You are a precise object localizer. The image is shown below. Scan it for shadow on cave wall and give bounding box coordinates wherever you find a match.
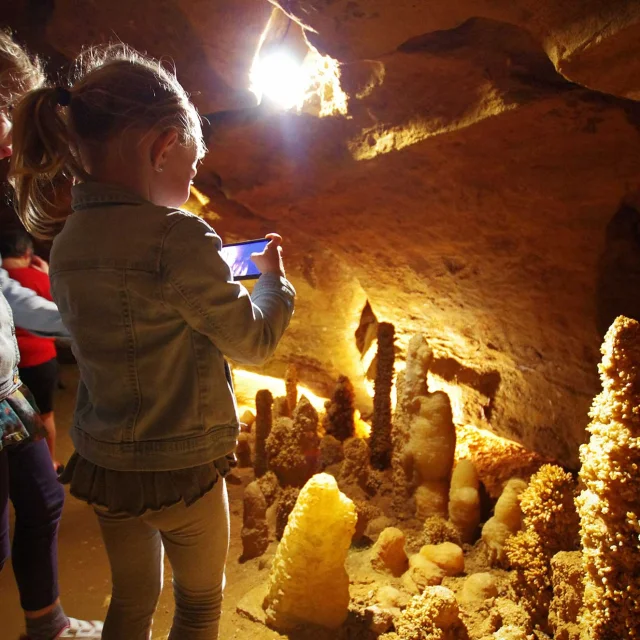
[596,204,640,336]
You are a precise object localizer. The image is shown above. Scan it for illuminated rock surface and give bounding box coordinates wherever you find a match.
[577,316,640,639]
[262,473,357,630]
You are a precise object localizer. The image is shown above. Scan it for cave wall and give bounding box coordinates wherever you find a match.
[3,0,640,468]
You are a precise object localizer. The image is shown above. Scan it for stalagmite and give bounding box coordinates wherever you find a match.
[241,481,269,560]
[254,389,274,478]
[285,363,299,416]
[520,464,579,556]
[266,396,319,487]
[391,334,433,513]
[402,393,456,519]
[263,473,357,630]
[576,316,640,639]
[449,458,481,543]
[322,374,356,442]
[394,586,467,640]
[370,322,395,470]
[481,477,528,565]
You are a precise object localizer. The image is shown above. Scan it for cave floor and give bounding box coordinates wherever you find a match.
[0,364,283,640]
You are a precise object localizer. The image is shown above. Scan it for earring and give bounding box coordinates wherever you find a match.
[155,165,164,173]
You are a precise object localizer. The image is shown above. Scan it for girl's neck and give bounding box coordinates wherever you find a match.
[2,256,31,269]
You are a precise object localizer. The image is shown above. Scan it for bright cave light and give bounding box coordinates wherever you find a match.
[250,50,307,110]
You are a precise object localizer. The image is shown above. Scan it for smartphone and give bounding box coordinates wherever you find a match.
[220,238,269,280]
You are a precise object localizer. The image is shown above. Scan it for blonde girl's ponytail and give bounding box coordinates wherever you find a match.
[9,85,85,239]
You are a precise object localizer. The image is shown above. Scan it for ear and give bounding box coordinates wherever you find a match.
[150,128,179,172]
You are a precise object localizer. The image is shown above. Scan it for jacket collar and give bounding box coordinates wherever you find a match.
[71,182,149,211]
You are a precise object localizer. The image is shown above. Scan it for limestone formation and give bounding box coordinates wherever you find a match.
[422,516,462,546]
[235,432,252,468]
[371,527,409,577]
[549,551,583,640]
[256,470,280,507]
[576,316,640,639]
[449,459,481,543]
[419,542,464,576]
[353,500,382,544]
[481,478,528,565]
[520,464,579,556]
[319,434,344,469]
[263,473,357,631]
[322,374,356,442]
[241,480,269,560]
[254,389,274,478]
[460,573,499,604]
[339,436,371,498]
[394,586,468,640]
[266,396,319,487]
[401,393,456,519]
[504,529,551,625]
[272,395,291,419]
[285,364,298,416]
[275,486,300,541]
[403,554,444,593]
[370,322,395,470]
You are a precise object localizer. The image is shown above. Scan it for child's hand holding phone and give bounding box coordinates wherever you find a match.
[221,233,286,280]
[251,233,285,278]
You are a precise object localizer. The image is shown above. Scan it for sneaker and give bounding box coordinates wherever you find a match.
[20,618,104,640]
[56,619,103,639]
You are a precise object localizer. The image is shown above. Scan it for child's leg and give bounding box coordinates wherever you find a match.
[147,478,229,640]
[95,508,163,640]
[8,438,65,612]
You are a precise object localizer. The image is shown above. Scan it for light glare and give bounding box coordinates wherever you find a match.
[250,52,306,110]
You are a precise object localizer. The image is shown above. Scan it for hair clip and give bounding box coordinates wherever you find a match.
[55,87,72,107]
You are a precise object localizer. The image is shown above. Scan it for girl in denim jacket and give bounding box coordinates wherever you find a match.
[10,44,295,640]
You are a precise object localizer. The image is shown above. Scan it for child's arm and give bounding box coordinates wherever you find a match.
[161,215,295,365]
[0,262,69,338]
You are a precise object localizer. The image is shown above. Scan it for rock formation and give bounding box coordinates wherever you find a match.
[241,480,269,560]
[370,322,395,469]
[266,396,319,487]
[448,458,481,544]
[401,393,456,519]
[576,316,640,639]
[481,478,528,565]
[285,363,298,415]
[263,473,357,630]
[322,374,356,442]
[254,389,273,478]
[392,334,433,512]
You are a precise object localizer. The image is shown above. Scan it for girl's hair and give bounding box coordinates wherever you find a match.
[0,30,45,112]
[9,44,205,239]
[0,226,33,259]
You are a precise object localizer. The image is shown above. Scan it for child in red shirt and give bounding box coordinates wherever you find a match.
[0,228,59,470]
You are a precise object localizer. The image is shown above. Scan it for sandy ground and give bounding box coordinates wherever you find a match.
[0,364,284,640]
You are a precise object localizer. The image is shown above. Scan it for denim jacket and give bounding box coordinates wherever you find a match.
[50,183,295,471]
[0,289,20,401]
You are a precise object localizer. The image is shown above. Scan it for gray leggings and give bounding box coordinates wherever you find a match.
[95,478,229,640]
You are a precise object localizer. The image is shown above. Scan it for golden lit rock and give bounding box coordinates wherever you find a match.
[577,316,640,639]
[263,473,357,630]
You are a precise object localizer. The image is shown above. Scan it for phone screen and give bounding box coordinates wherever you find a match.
[220,238,269,280]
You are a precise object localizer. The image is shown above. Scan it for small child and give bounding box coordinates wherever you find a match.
[0,228,60,471]
[10,43,295,640]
